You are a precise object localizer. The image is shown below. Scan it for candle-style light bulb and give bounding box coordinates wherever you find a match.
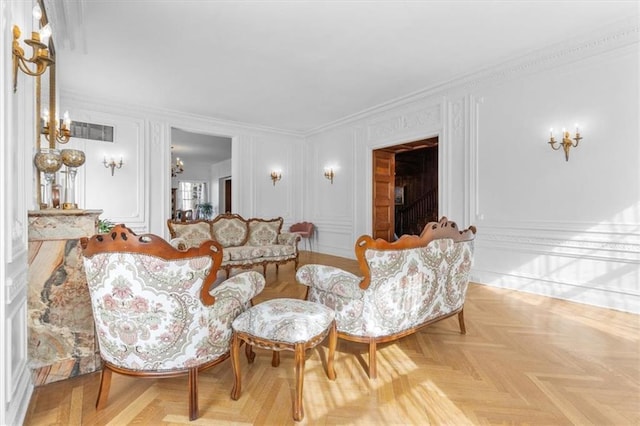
[42,107,49,123]
[575,123,580,134]
[32,4,42,20]
[39,23,52,44]
[62,111,71,129]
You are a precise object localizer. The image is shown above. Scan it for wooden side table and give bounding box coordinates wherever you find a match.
[230,298,337,421]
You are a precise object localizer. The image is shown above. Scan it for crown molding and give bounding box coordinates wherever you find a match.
[60,89,306,138]
[306,17,639,136]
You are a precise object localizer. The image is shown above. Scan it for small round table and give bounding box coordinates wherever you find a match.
[230,298,337,421]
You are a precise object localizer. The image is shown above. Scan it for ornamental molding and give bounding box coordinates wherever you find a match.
[450,99,464,139]
[10,218,26,263]
[460,24,639,91]
[310,19,639,136]
[366,104,440,143]
[479,232,640,256]
[6,270,27,305]
[149,121,163,148]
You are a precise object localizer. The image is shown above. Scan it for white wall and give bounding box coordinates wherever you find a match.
[1,2,36,424]
[58,94,306,240]
[472,45,639,313]
[305,21,639,313]
[63,109,147,231]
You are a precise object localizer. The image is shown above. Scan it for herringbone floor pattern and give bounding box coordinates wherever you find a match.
[24,251,640,425]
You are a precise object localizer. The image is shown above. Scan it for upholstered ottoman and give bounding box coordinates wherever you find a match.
[230,298,337,421]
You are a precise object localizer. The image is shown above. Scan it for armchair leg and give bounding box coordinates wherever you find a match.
[327,321,337,380]
[458,309,466,335]
[276,264,279,275]
[96,365,112,410]
[231,333,242,400]
[368,339,377,379]
[293,343,306,421]
[262,264,267,276]
[245,340,255,363]
[188,367,198,420]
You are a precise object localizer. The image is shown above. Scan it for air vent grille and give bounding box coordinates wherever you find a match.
[70,121,114,142]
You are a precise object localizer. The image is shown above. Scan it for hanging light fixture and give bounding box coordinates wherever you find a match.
[171,157,184,177]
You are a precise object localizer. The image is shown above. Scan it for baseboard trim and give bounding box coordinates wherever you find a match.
[472,270,639,314]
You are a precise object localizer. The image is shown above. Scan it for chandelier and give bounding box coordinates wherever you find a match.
[171,157,184,177]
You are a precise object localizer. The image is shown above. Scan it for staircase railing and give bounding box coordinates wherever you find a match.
[395,189,438,236]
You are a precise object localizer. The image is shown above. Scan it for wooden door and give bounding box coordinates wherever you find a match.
[224,179,232,213]
[372,150,395,241]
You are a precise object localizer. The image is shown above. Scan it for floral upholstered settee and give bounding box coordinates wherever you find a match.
[296,217,476,379]
[167,214,300,277]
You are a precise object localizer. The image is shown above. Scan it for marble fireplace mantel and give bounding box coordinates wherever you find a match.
[27,209,103,386]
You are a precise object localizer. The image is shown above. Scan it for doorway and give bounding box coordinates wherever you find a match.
[372,137,438,241]
[223,178,232,214]
[170,128,232,219]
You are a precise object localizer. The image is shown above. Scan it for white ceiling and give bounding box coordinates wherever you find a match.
[170,128,231,166]
[54,0,638,137]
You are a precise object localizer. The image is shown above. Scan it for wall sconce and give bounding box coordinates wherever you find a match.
[270,170,282,186]
[548,125,582,161]
[324,167,335,184]
[12,4,54,92]
[103,157,123,176]
[171,157,184,177]
[41,108,71,144]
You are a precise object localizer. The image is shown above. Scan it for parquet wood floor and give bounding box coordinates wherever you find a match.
[24,251,640,425]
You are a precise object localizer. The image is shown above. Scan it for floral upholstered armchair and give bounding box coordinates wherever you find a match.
[296,217,476,379]
[81,224,265,420]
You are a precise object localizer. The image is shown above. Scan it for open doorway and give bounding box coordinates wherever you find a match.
[221,177,232,214]
[170,128,232,220]
[372,137,438,241]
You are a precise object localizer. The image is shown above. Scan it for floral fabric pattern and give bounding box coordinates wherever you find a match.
[212,217,248,247]
[259,244,295,258]
[223,246,265,261]
[82,252,264,371]
[233,298,334,344]
[167,215,299,275]
[247,219,283,246]
[278,232,300,246]
[170,222,212,249]
[297,239,474,338]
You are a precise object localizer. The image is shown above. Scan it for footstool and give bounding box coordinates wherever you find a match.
[230,298,337,421]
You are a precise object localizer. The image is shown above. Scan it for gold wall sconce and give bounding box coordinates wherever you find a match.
[104,157,123,176]
[12,4,54,92]
[548,125,582,161]
[324,167,335,184]
[270,170,282,186]
[41,108,71,144]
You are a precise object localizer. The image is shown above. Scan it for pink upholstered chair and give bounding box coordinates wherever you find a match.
[289,222,314,251]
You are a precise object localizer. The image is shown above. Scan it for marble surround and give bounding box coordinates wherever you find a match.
[27,210,102,386]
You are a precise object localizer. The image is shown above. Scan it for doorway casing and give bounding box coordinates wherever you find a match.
[369,135,443,241]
